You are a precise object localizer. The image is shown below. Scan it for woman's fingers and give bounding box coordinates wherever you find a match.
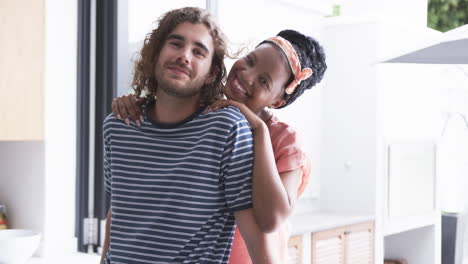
[116,98,131,125]
[109,95,143,126]
[122,95,141,124]
[131,96,144,123]
[112,98,122,120]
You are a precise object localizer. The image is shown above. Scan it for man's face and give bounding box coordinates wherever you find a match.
[154,22,215,98]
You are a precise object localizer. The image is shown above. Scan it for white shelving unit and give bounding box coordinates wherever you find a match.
[320,16,443,264]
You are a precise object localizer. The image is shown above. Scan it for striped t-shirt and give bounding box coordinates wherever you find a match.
[102,106,254,264]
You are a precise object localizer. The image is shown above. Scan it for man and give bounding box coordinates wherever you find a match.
[100,7,277,264]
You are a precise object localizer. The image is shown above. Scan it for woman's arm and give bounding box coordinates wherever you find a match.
[234,208,280,263]
[252,123,302,232]
[208,99,302,233]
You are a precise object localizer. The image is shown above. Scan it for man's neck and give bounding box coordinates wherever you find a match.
[150,91,201,124]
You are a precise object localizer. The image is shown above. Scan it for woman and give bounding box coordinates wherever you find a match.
[112,29,327,263]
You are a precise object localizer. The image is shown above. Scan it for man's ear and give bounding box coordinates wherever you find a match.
[270,99,286,109]
[205,67,219,84]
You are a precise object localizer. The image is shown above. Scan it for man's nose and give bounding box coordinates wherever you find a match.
[176,48,192,65]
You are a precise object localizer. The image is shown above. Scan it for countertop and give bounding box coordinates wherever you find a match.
[290,211,374,236]
[27,211,374,263]
[27,253,100,264]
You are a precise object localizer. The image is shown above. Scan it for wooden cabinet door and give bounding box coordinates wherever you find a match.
[312,227,345,264]
[288,235,303,264]
[344,222,374,264]
[0,0,45,140]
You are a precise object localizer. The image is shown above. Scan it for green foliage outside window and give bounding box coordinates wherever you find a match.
[428,0,468,32]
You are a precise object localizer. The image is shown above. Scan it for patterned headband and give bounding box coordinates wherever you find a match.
[264,36,313,95]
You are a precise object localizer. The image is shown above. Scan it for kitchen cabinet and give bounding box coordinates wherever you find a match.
[0,0,45,140]
[313,222,373,264]
[287,221,374,264]
[288,235,304,264]
[311,225,344,263]
[343,222,374,263]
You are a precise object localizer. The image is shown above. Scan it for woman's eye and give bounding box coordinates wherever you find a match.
[245,55,254,66]
[259,77,268,86]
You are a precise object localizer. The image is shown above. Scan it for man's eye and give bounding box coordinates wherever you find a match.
[259,77,268,86]
[194,49,206,58]
[170,42,181,48]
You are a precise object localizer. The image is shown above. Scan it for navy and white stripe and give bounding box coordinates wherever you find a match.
[103,106,254,264]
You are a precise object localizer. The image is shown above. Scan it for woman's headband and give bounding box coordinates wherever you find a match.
[263,36,313,95]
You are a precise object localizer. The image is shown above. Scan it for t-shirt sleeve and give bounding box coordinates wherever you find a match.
[273,128,304,174]
[103,117,113,198]
[221,118,254,212]
[272,124,311,198]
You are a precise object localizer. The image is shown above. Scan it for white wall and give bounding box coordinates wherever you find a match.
[0,142,45,233]
[340,0,428,28]
[438,114,468,213]
[437,65,468,213]
[320,20,380,214]
[42,0,78,256]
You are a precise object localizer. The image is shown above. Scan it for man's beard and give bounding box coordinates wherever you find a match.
[158,78,201,97]
[155,63,205,98]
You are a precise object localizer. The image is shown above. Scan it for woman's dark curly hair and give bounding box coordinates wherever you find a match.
[132,7,227,106]
[260,29,327,109]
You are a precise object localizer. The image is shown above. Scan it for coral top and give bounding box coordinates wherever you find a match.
[228,115,311,264]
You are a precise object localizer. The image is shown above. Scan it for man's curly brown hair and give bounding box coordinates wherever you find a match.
[132,7,227,107]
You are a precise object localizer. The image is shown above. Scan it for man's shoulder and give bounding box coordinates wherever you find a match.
[202,106,249,124]
[102,113,125,134]
[103,113,120,126]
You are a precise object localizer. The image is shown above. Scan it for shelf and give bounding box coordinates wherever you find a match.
[384,212,440,236]
[384,225,439,264]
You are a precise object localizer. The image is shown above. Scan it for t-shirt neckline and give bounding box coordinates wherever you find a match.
[143,102,207,129]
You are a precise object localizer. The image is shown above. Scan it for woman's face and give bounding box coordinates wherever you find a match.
[224,44,291,114]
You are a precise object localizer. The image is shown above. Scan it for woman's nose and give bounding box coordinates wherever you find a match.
[239,70,254,87]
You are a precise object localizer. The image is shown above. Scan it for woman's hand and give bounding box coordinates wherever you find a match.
[111,94,145,126]
[205,99,265,130]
